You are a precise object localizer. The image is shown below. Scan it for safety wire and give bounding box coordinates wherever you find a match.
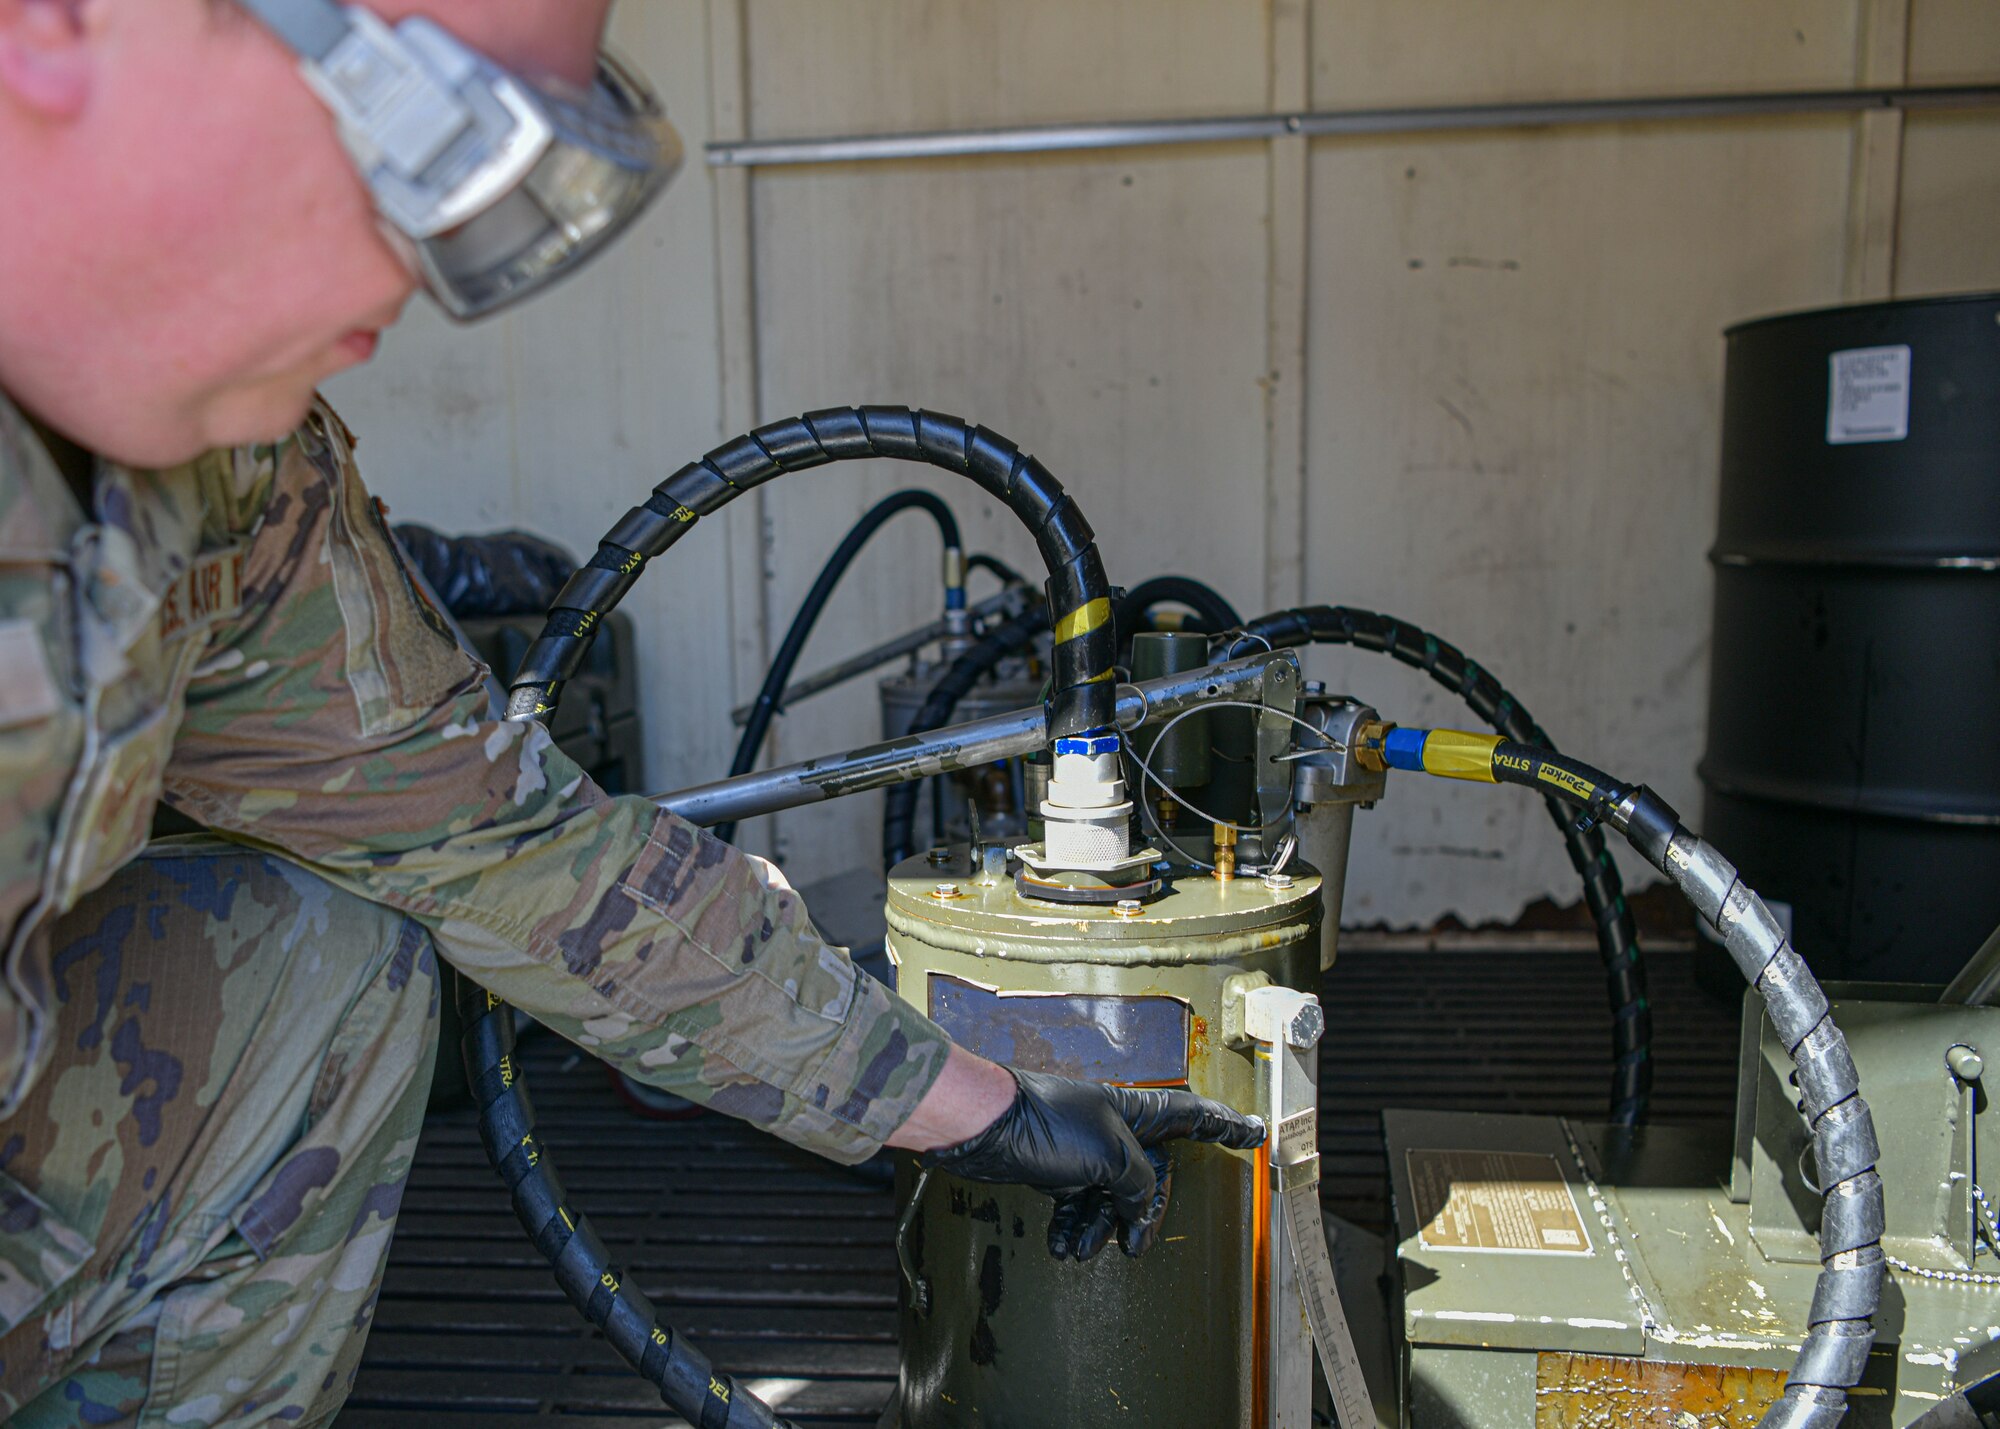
[1124,696,1337,873]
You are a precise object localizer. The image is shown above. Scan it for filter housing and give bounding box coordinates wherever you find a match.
[884,849,1323,1428]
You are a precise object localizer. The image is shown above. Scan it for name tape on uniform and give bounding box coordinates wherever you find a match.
[159,544,248,643]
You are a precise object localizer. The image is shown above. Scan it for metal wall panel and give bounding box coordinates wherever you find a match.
[745,0,1271,131]
[745,144,1277,887]
[325,0,2000,930]
[1895,114,2000,293]
[1310,0,1859,107]
[739,1,1277,888]
[1910,0,2000,82]
[1301,118,1857,925]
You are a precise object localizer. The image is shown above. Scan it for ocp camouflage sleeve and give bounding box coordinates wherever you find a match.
[163,407,953,1164]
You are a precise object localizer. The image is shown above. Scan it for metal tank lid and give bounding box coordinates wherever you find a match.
[1713,284,2000,566]
[885,846,1321,966]
[1724,288,2000,337]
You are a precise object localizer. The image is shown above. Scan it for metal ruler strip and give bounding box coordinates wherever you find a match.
[1276,1110,1375,1429]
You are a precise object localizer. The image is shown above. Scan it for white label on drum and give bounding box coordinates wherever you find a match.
[1827,344,1911,445]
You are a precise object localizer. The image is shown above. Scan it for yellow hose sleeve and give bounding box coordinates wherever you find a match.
[1420,729,1503,782]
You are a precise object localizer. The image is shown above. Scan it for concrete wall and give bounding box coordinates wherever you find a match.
[326,0,2000,928]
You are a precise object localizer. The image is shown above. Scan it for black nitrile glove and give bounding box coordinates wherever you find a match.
[921,1069,1266,1262]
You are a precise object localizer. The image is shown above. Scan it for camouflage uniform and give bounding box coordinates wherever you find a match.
[0,394,954,1424]
[4,841,440,1427]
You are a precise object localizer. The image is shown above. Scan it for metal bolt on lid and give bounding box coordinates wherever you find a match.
[927,847,953,866]
[932,882,963,900]
[1262,872,1295,891]
[1112,899,1144,918]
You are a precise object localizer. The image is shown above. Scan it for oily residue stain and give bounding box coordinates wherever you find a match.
[969,1244,1004,1366]
[947,1186,1002,1226]
[1533,1351,1786,1427]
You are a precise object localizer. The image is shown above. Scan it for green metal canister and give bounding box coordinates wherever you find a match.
[885,851,1322,1427]
[1129,632,1213,792]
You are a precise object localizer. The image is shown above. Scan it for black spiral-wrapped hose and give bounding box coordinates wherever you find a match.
[455,976,799,1428]
[506,407,1118,741]
[717,489,962,845]
[882,604,1052,869]
[1112,575,1243,640]
[1238,604,1653,1126]
[474,411,1119,1425]
[1479,749,1883,1429]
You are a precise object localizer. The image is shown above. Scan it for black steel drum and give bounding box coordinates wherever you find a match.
[1701,293,2000,983]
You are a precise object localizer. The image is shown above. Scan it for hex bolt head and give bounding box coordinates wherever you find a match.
[1262,872,1295,892]
[1288,1002,1326,1048]
[932,882,963,900]
[927,847,953,867]
[1113,899,1144,918]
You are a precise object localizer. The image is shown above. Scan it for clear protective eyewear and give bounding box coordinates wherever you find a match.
[233,0,683,320]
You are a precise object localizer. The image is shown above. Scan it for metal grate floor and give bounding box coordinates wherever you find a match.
[343,945,1742,1426]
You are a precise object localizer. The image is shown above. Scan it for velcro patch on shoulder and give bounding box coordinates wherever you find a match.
[322,443,478,738]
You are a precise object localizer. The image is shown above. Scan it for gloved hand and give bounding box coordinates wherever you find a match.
[920,1068,1265,1262]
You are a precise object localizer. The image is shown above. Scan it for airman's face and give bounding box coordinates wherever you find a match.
[0,0,615,466]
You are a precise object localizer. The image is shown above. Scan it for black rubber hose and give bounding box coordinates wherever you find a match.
[1237,604,1653,1126]
[455,975,800,1428]
[1112,575,1243,641]
[882,604,1051,869]
[1483,755,1883,1429]
[716,489,962,844]
[506,407,1119,742]
[967,552,1027,588]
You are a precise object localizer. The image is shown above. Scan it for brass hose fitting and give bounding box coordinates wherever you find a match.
[1212,822,1239,880]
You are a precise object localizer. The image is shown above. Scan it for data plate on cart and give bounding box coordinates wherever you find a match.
[1408,1148,1593,1255]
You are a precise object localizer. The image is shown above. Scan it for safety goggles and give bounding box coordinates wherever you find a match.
[233,0,683,320]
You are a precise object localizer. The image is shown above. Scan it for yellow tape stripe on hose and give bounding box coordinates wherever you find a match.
[1421,730,1503,782]
[1053,597,1112,645]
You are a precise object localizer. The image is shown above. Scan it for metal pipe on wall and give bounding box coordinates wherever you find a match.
[707,83,2000,169]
